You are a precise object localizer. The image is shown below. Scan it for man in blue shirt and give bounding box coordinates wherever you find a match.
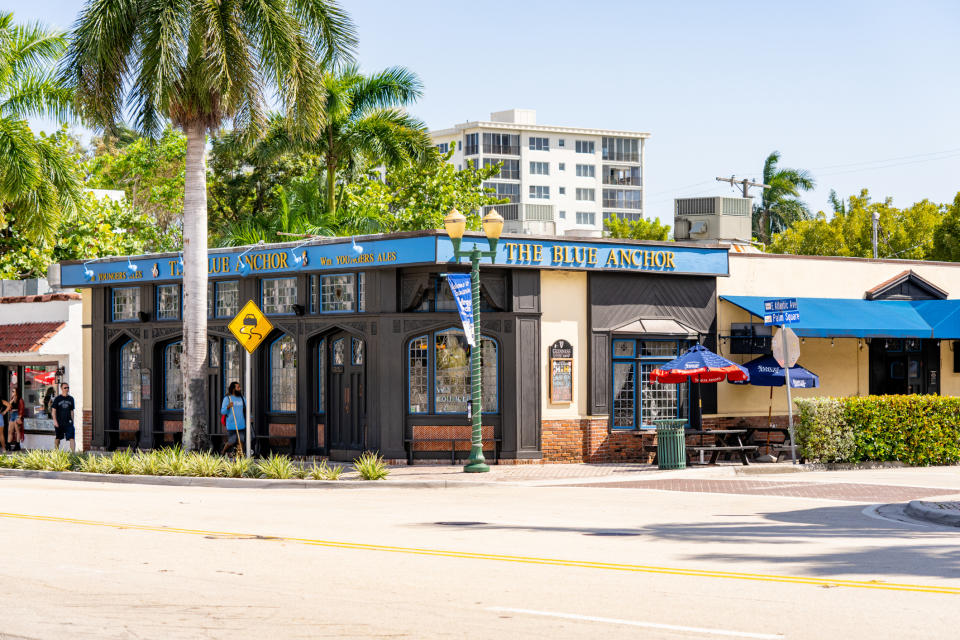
[221,381,246,455]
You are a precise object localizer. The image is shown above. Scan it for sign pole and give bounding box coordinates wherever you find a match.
[245,350,251,458]
[783,349,797,465]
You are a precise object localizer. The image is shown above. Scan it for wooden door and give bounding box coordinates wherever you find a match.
[328,333,366,451]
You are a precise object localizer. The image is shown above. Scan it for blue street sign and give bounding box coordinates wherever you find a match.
[764,298,798,313]
[764,298,799,325]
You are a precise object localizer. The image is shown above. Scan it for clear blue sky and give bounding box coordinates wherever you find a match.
[11,0,960,222]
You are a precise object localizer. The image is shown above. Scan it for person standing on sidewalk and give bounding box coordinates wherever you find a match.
[3,389,25,451]
[52,383,76,452]
[220,381,246,456]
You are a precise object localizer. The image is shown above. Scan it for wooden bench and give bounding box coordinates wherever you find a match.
[406,425,500,465]
[687,444,758,465]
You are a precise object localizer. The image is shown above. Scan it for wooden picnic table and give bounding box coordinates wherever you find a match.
[743,426,800,462]
[685,429,758,465]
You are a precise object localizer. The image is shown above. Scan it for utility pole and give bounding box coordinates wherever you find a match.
[715,175,770,198]
[716,175,772,241]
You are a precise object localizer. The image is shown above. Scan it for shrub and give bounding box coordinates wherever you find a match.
[353,451,389,480]
[132,450,163,476]
[17,450,50,470]
[795,398,855,463]
[78,453,112,474]
[45,449,76,472]
[255,453,296,479]
[0,454,17,468]
[308,460,344,481]
[224,455,254,478]
[156,447,187,476]
[796,395,960,465]
[108,449,135,474]
[184,451,227,477]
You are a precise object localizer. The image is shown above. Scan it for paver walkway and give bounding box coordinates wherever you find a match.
[567,478,960,502]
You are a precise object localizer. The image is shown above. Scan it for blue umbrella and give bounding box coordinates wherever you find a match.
[729,355,819,388]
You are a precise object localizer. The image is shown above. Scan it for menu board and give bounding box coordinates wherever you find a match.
[549,340,574,404]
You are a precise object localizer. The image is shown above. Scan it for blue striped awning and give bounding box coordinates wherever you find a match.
[720,296,960,339]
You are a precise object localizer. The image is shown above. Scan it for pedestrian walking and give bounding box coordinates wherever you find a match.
[52,383,76,452]
[3,389,25,451]
[220,381,247,456]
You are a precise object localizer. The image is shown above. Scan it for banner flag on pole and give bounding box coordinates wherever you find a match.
[444,273,475,346]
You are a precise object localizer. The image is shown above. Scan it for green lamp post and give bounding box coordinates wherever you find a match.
[443,208,504,473]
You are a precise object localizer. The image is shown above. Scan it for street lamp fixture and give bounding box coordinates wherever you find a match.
[442,208,504,473]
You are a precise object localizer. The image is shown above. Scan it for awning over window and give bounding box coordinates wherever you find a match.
[720,296,960,339]
[612,317,701,338]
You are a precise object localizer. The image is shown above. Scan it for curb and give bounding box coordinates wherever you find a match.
[733,461,909,475]
[0,468,499,489]
[905,500,960,527]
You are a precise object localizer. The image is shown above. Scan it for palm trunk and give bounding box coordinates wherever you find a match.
[326,155,337,215]
[182,121,210,451]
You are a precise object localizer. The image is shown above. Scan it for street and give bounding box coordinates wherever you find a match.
[1,467,959,639]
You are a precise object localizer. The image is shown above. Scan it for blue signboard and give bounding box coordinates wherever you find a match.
[444,274,475,345]
[764,298,800,325]
[436,236,729,277]
[60,236,438,287]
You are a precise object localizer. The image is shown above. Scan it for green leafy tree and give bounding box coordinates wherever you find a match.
[604,215,671,241]
[63,0,356,450]
[0,193,180,278]
[0,13,82,244]
[769,189,945,259]
[255,66,432,215]
[85,127,185,230]
[342,151,504,232]
[755,151,815,242]
[931,194,960,262]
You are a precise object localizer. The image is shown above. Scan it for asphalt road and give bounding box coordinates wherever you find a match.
[1,468,959,639]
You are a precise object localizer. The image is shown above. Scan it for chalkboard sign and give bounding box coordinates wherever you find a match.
[549,340,574,403]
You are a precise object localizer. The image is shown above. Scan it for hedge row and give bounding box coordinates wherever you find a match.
[795,395,960,466]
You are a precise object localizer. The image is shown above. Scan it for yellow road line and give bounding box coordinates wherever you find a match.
[2,510,958,596]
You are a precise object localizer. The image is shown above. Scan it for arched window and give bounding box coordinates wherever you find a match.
[164,342,184,410]
[270,335,297,412]
[119,340,141,409]
[407,329,498,415]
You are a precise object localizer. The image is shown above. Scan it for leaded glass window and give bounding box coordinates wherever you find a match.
[407,329,498,415]
[611,338,690,429]
[408,336,429,413]
[358,273,366,312]
[208,282,214,318]
[112,287,139,321]
[119,340,141,409]
[352,337,364,365]
[164,342,184,410]
[157,284,180,320]
[215,281,240,318]
[270,335,297,412]
[310,275,319,313]
[321,274,355,312]
[223,338,242,396]
[333,338,345,366]
[262,277,297,314]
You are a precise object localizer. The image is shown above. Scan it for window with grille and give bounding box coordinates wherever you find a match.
[407,330,498,415]
[321,274,355,312]
[262,277,298,314]
[528,136,549,151]
[222,339,242,396]
[575,211,595,225]
[529,161,549,175]
[529,185,550,199]
[112,287,139,321]
[576,164,596,177]
[119,340,141,409]
[611,338,690,429]
[483,158,520,180]
[575,140,595,154]
[270,335,297,412]
[157,284,180,320]
[215,281,240,318]
[164,342,184,410]
[576,188,595,201]
[317,339,326,412]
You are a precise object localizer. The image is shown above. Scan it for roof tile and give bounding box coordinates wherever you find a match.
[0,322,66,353]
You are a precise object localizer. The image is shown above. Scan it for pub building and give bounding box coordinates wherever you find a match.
[59,231,730,462]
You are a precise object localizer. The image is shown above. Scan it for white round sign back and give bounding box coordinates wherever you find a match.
[772,326,800,368]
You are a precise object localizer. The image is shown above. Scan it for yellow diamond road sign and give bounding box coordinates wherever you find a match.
[228,300,274,354]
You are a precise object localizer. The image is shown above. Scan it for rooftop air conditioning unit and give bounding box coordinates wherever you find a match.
[673,196,753,243]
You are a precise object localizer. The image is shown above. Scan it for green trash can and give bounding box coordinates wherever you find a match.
[655,423,687,470]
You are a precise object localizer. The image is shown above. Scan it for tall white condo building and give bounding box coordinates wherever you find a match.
[430,109,648,237]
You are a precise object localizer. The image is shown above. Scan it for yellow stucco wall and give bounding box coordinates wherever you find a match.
[712,253,960,417]
[540,270,589,419]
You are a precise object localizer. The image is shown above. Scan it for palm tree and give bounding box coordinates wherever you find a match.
[756,151,815,242]
[255,65,431,215]
[63,0,356,451]
[0,12,82,245]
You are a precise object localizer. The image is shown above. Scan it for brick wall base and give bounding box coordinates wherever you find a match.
[542,418,656,464]
[82,410,92,452]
